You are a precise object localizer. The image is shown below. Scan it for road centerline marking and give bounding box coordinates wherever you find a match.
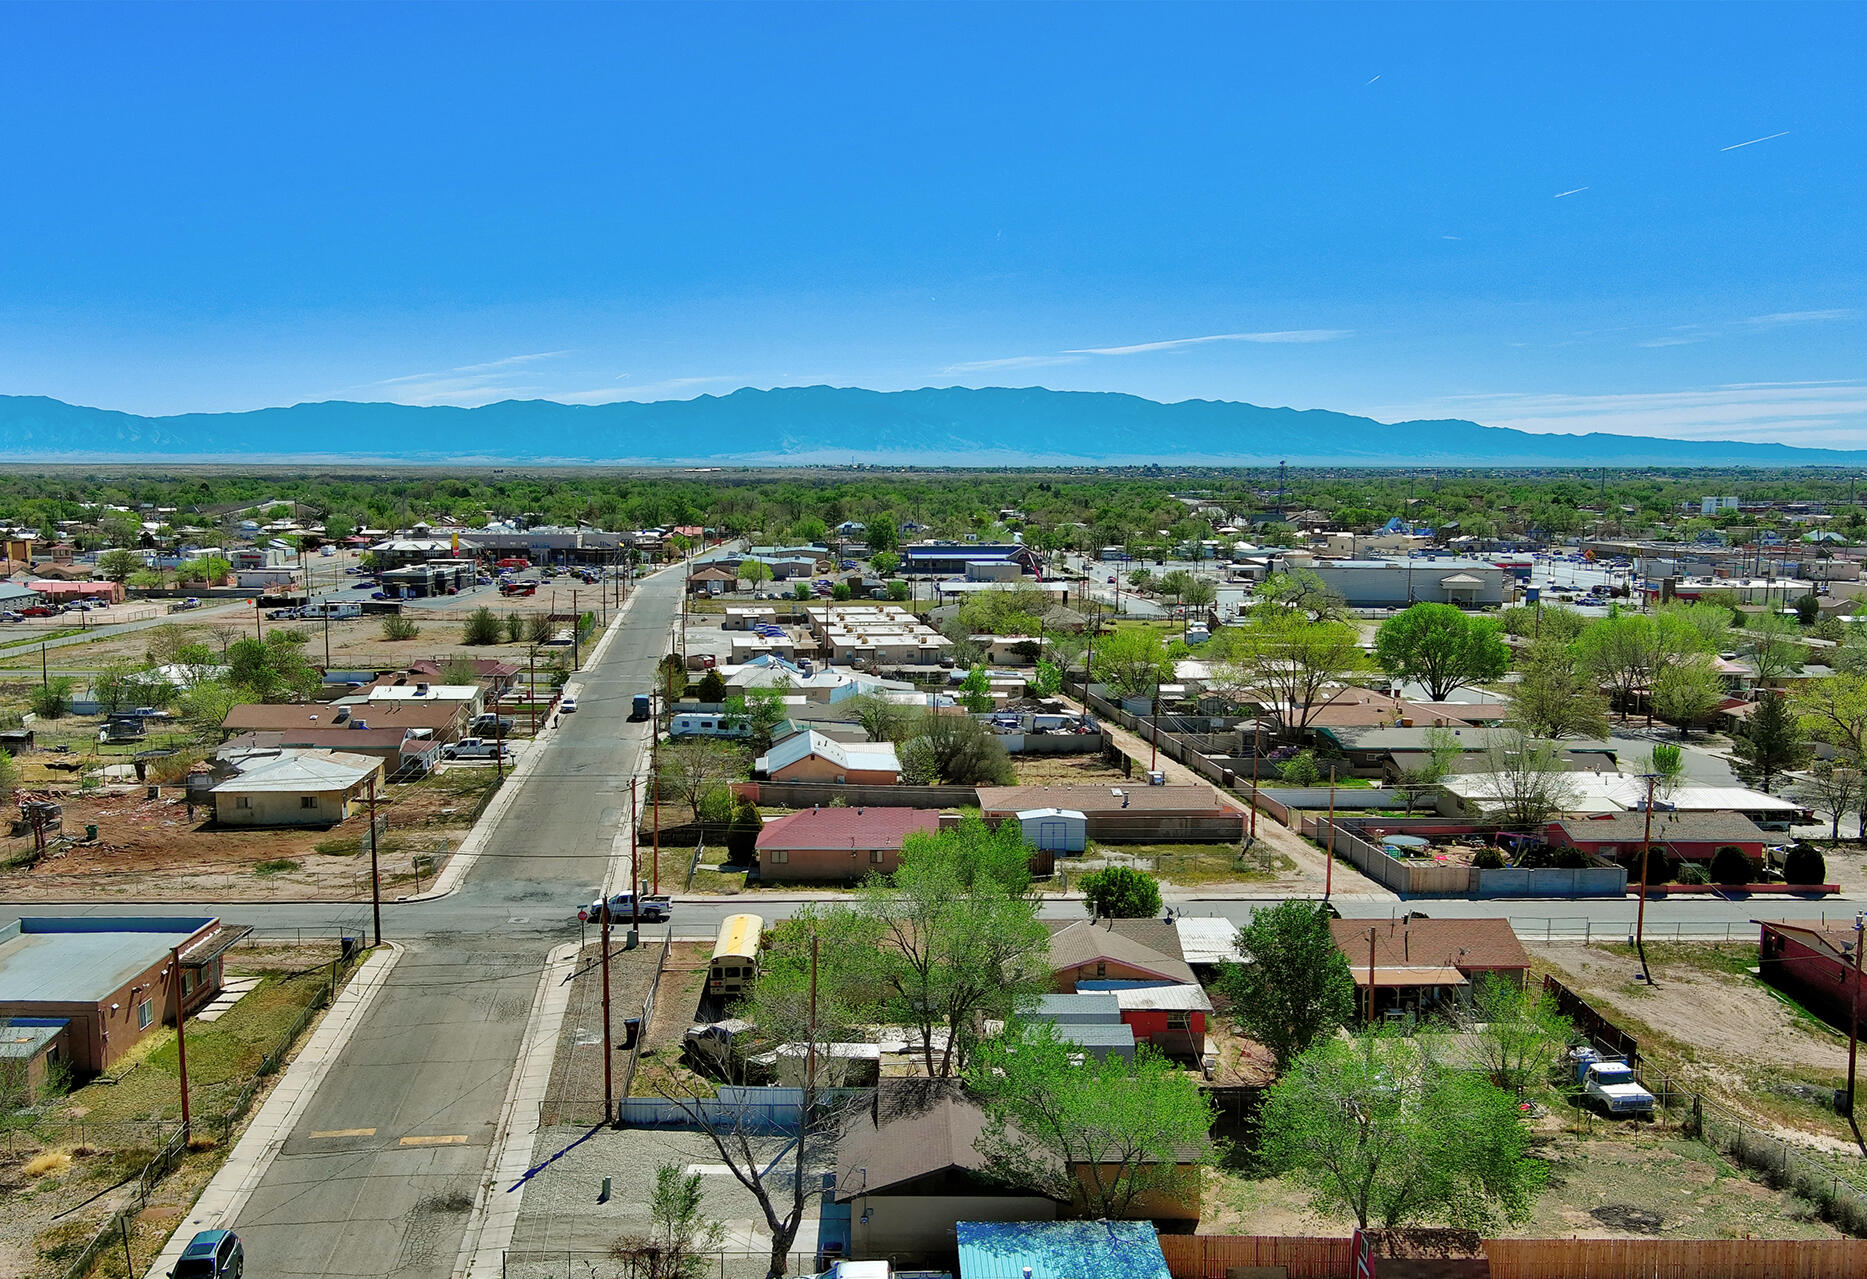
[309,1127,377,1139]
[401,1134,470,1146]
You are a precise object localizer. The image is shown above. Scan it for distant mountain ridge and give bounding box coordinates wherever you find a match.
[0,386,1856,467]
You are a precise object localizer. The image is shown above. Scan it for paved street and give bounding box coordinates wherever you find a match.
[209,565,682,1279]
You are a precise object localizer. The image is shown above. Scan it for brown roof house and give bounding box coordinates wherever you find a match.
[222,700,467,743]
[1329,916,1530,1022]
[835,1080,1064,1263]
[975,785,1242,843]
[209,749,384,827]
[755,806,941,882]
[1047,919,1196,992]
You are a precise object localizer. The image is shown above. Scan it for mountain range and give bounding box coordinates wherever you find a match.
[0,386,1855,467]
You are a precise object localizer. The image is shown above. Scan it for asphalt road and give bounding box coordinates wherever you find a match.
[222,564,682,1279]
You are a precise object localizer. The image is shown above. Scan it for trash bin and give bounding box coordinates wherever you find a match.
[621,1018,641,1049]
[84,824,98,841]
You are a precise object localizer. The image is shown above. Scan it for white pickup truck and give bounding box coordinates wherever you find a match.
[442,737,512,761]
[578,891,672,923]
[1572,1048,1656,1116]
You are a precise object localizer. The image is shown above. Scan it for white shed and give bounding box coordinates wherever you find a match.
[1016,807,1087,853]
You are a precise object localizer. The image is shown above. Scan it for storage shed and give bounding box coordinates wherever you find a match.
[1016,807,1087,853]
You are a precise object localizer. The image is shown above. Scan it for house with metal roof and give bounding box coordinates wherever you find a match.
[209,749,384,827]
[754,730,900,785]
[1548,811,1768,864]
[0,916,243,1075]
[955,1219,1169,1279]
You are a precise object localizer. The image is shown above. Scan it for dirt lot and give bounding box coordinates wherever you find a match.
[538,938,661,1127]
[1531,943,1861,1156]
[1011,752,1129,785]
[1205,1130,1843,1240]
[0,767,492,901]
[0,940,357,1279]
[0,597,593,677]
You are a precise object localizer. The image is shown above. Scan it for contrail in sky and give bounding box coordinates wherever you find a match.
[1721,130,1790,151]
[1554,187,1589,198]
[1364,74,1380,85]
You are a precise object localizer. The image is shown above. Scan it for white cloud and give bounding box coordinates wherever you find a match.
[942,354,1087,374]
[1743,309,1854,328]
[555,375,745,405]
[1360,381,1867,449]
[1065,330,1351,356]
[361,350,577,405]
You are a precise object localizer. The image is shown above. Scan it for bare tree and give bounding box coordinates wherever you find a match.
[1465,726,1581,828]
[657,739,748,821]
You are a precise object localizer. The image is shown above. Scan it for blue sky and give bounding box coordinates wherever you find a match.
[1,2,1862,445]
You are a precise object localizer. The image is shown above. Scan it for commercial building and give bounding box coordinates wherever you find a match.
[1302,557,1508,608]
[901,542,1041,577]
[0,916,241,1076]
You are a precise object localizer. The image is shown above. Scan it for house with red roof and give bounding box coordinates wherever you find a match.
[754,805,941,882]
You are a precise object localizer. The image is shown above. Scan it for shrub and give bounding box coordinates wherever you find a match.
[886,580,910,602]
[526,614,555,644]
[505,612,526,643]
[725,796,762,863]
[1080,865,1163,919]
[1709,845,1756,886]
[252,858,301,876]
[28,677,75,719]
[1472,846,1507,870]
[1782,842,1827,886]
[462,606,502,645]
[1279,750,1323,787]
[1628,844,1674,885]
[1554,846,1590,870]
[381,614,420,641]
[1675,861,1710,885]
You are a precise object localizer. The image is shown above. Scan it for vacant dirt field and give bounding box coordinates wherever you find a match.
[0,768,491,901]
[1206,1130,1842,1241]
[1011,751,1128,785]
[1531,943,1862,1158]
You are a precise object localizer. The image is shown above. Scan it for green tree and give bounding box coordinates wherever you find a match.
[1373,603,1511,701]
[526,613,555,644]
[95,548,142,582]
[1509,636,1610,739]
[1208,611,1366,736]
[1254,567,1349,622]
[1731,691,1809,794]
[1796,764,1860,843]
[616,1162,727,1279]
[1079,865,1162,919]
[658,740,748,820]
[1793,670,1867,757]
[504,611,526,643]
[0,749,16,808]
[869,551,900,577]
[792,581,812,602]
[956,666,994,713]
[176,680,238,734]
[29,677,75,719]
[227,632,322,702]
[1217,901,1355,1070]
[692,669,728,703]
[885,580,910,602]
[967,1021,1214,1220]
[739,559,774,588]
[725,687,788,752]
[461,606,502,645]
[657,653,689,703]
[1651,655,1724,736]
[905,709,1014,785]
[848,692,906,744]
[1393,726,1462,815]
[1742,610,1806,687]
[859,815,1048,1074]
[1258,1034,1544,1230]
[1029,658,1062,698]
[1469,974,1573,1097]
[1091,626,1172,699]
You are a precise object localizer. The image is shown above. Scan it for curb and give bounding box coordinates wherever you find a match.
[405,565,680,905]
[455,940,581,1279]
[144,943,404,1279]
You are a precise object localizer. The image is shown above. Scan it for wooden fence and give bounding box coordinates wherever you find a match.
[1484,1238,1867,1279]
[1160,1237,1867,1279]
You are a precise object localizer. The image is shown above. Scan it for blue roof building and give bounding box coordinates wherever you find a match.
[955,1219,1169,1279]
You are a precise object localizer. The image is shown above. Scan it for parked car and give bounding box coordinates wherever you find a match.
[267,607,300,619]
[175,597,202,611]
[578,891,672,923]
[470,713,516,735]
[559,695,577,713]
[20,605,56,618]
[370,591,390,600]
[0,612,20,623]
[441,737,512,761]
[171,1229,243,1278]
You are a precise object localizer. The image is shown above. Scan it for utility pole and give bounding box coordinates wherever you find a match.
[529,647,538,737]
[495,706,505,781]
[651,689,661,895]
[631,783,641,932]
[171,947,192,1141]
[1634,772,1657,982]
[1365,927,1377,1025]
[1845,911,1864,1116]
[253,599,262,641]
[1325,766,1337,901]
[600,900,614,1122]
[1247,737,1260,845]
[366,778,382,947]
[1149,685,1161,774]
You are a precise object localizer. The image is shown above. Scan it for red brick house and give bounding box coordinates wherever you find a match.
[1329,916,1530,1021]
[1757,920,1867,1033]
[755,805,940,882]
[1547,812,1767,864]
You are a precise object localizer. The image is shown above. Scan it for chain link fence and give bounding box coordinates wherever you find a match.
[501,1249,818,1279]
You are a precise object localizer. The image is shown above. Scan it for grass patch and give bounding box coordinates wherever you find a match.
[251,858,301,876]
